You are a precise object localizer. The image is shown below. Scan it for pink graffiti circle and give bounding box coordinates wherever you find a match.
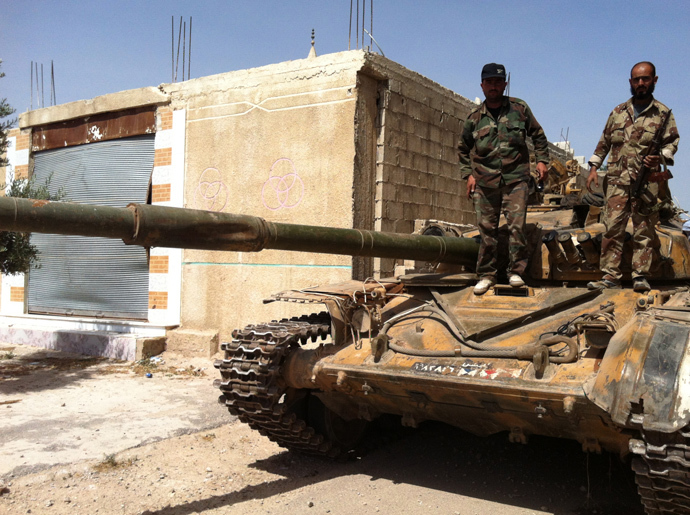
[261,158,304,210]
[194,167,228,212]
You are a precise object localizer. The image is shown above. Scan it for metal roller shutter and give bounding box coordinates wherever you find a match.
[28,135,154,319]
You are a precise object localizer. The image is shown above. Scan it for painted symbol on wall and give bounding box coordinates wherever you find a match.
[261,158,304,211]
[194,167,229,212]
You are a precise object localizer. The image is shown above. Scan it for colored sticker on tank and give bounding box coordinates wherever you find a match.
[412,360,521,379]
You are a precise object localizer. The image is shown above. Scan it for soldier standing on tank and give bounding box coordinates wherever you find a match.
[458,63,550,295]
[585,61,679,292]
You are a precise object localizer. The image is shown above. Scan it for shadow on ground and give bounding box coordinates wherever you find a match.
[142,421,642,515]
[0,347,124,396]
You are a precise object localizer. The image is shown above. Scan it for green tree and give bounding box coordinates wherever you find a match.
[0,59,65,275]
[0,59,15,168]
[0,176,65,275]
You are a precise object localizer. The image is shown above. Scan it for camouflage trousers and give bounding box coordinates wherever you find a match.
[600,183,660,281]
[473,180,529,278]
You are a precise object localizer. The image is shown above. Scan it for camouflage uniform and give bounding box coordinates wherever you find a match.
[458,96,549,278]
[589,97,679,282]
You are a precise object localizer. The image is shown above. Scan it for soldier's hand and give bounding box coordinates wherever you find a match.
[643,155,661,168]
[586,167,599,192]
[466,175,476,200]
[536,162,548,182]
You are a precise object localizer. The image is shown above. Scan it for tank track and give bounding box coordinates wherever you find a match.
[214,312,343,458]
[631,429,690,513]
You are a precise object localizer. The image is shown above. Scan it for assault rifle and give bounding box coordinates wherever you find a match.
[631,109,673,202]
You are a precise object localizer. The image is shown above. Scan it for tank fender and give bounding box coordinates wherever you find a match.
[584,312,690,432]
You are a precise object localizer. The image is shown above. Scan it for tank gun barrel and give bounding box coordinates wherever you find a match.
[0,197,478,267]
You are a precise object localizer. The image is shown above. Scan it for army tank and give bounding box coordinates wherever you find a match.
[1,196,690,514]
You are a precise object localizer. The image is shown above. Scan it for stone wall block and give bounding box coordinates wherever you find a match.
[389,129,405,149]
[400,115,415,135]
[444,114,462,132]
[419,204,433,219]
[403,170,419,186]
[407,100,422,120]
[429,125,442,144]
[407,135,422,154]
[419,105,435,125]
[392,168,406,185]
[414,121,429,140]
[429,96,446,112]
[413,154,428,174]
[389,94,405,114]
[428,174,439,192]
[386,201,404,220]
[427,158,441,176]
[397,185,415,203]
[413,187,428,204]
[442,161,456,178]
[443,144,458,164]
[417,172,434,189]
[403,82,430,106]
[433,140,445,159]
[398,219,414,234]
[403,203,420,221]
[418,139,429,158]
[398,150,413,170]
[441,191,455,207]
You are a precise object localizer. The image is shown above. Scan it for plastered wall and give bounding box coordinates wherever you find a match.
[166,51,365,339]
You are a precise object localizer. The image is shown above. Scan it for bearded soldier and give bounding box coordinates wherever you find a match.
[586,61,679,292]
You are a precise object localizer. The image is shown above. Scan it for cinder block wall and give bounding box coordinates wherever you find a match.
[358,55,477,277]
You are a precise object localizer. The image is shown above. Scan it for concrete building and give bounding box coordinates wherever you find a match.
[0,49,570,360]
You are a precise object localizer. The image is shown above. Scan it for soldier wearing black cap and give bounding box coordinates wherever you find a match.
[458,63,550,295]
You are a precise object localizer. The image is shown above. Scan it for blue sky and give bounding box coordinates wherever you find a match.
[2,0,689,207]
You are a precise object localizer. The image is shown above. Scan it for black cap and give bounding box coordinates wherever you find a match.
[481,63,506,81]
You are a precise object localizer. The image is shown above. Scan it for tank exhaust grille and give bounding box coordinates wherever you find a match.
[493,285,532,297]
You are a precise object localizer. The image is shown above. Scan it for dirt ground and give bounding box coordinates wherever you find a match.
[0,344,645,515]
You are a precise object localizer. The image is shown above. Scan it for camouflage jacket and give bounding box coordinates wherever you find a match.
[458,96,550,188]
[588,97,679,186]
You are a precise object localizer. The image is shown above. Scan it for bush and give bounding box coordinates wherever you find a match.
[0,176,65,275]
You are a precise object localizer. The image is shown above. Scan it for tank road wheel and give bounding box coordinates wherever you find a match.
[272,388,370,457]
[306,393,369,452]
[630,430,690,513]
[214,313,365,459]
